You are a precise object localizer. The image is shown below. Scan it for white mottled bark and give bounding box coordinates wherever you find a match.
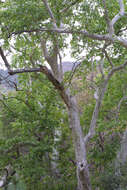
[51,129,61,176]
[67,93,91,190]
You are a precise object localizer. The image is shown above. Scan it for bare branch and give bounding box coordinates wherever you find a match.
[102,42,114,67]
[67,61,82,86]
[9,28,111,41]
[119,0,125,15]
[9,68,41,75]
[109,0,126,35]
[0,47,11,70]
[106,60,127,79]
[103,49,114,67]
[42,0,57,28]
[8,27,127,49]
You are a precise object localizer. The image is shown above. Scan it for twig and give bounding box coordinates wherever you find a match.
[103,49,114,67]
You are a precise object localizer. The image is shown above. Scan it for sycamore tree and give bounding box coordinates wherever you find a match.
[1,0,127,190]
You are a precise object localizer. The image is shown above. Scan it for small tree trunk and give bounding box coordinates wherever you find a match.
[68,95,91,190]
[51,129,61,177]
[39,65,92,189]
[115,129,127,167]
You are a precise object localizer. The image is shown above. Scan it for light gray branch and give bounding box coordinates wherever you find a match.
[42,0,57,28]
[109,0,126,35]
[84,60,127,143]
[103,49,114,67]
[41,39,50,61]
[9,28,127,49]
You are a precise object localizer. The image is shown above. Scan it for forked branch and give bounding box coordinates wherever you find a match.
[42,0,57,28]
[109,0,126,35]
[84,60,127,143]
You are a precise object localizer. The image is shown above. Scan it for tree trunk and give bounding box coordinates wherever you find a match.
[67,95,91,190]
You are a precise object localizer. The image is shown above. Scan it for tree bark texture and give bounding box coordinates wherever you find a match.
[67,94,91,190]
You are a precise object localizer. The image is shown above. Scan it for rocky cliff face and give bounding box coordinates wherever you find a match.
[62,61,79,72]
[0,69,17,92]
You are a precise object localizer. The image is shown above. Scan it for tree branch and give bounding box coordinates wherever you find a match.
[0,47,11,70]
[103,49,114,67]
[42,0,57,28]
[8,28,111,41]
[102,0,110,32]
[41,39,50,61]
[84,60,127,143]
[8,66,71,108]
[9,68,41,75]
[8,27,127,49]
[109,0,126,35]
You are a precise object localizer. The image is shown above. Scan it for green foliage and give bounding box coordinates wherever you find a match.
[1,0,127,189]
[0,73,76,189]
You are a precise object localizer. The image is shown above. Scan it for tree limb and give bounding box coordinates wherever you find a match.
[0,47,11,70]
[8,27,127,49]
[8,28,111,41]
[41,39,51,61]
[102,0,110,32]
[103,49,114,67]
[42,0,57,28]
[9,68,41,75]
[8,66,71,108]
[84,60,127,143]
[109,0,126,35]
